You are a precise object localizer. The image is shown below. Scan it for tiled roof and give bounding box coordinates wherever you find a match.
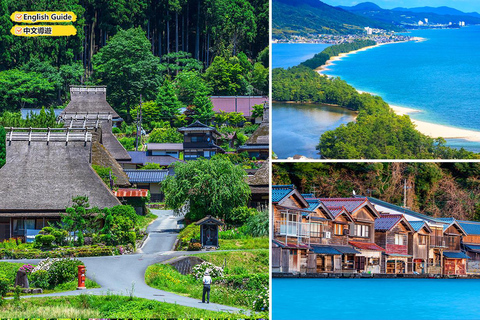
[272,239,309,249]
[409,221,431,233]
[330,245,361,254]
[349,241,385,252]
[325,206,348,218]
[464,244,480,253]
[311,245,342,255]
[127,151,183,167]
[319,198,368,213]
[124,169,169,183]
[365,196,440,223]
[443,251,470,259]
[305,199,321,212]
[211,96,268,117]
[147,143,183,151]
[272,185,295,203]
[302,194,315,198]
[374,214,403,231]
[114,188,149,197]
[458,220,480,235]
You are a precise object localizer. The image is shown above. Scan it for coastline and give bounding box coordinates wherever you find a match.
[315,39,423,75]
[314,40,480,143]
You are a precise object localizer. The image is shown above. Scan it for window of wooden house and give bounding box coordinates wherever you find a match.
[334,224,344,235]
[310,223,322,237]
[419,235,427,245]
[355,224,370,237]
[395,234,404,245]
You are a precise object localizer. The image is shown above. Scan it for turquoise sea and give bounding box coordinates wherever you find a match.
[272,26,480,158]
[273,278,480,320]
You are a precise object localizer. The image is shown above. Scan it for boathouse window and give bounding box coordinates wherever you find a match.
[395,234,404,245]
[310,223,322,237]
[334,224,344,235]
[355,224,370,238]
[419,235,427,245]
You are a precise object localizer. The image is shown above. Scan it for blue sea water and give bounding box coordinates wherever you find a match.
[325,26,480,132]
[272,26,480,156]
[272,43,331,69]
[273,278,480,320]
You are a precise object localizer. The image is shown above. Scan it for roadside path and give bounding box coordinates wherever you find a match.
[5,210,245,314]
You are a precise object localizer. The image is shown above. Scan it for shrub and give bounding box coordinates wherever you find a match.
[0,275,9,298]
[178,224,200,249]
[48,258,84,287]
[192,262,223,280]
[227,206,258,226]
[35,234,56,247]
[187,242,202,251]
[112,127,121,134]
[29,270,49,289]
[245,209,268,237]
[252,286,269,312]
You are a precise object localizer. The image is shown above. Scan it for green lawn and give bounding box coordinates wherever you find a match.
[145,250,269,314]
[193,249,268,274]
[219,237,269,250]
[0,295,242,318]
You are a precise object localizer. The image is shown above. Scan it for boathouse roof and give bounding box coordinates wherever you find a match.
[375,214,414,232]
[457,220,480,235]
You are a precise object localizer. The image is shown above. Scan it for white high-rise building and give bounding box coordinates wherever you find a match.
[418,20,424,26]
[424,18,428,24]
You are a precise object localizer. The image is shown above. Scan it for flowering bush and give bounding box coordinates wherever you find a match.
[252,285,269,311]
[32,258,61,273]
[29,270,49,289]
[19,264,34,274]
[192,262,224,280]
[187,242,202,251]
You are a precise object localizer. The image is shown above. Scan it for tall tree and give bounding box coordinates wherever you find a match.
[92,27,161,120]
[162,158,251,220]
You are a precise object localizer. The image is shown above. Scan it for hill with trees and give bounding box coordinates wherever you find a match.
[0,0,268,122]
[273,162,480,221]
[272,0,401,39]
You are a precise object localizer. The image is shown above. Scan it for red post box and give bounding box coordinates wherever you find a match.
[77,265,86,290]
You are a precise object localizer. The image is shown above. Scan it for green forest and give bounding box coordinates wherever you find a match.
[273,162,480,221]
[272,41,478,159]
[0,0,268,122]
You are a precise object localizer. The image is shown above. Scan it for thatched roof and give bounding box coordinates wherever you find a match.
[247,161,269,186]
[91,141,130,186]
[244,122,269,145]
[60,86,120,118]
[99,121,131,161]
[0,133,121,213]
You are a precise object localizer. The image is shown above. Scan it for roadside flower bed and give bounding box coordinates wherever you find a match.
[0,244,134,259]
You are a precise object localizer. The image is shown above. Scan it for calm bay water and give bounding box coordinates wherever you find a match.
[272,43,331,69]
[273,278,480,320]
[272,26,480,156]
[272,102,356,159]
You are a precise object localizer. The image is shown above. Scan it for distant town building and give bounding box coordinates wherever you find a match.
[364,27,373,35]
[418,20,424,26]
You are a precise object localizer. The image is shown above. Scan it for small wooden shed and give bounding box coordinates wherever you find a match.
[195,215,225,248]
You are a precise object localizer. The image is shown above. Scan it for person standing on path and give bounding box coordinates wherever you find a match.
[202,271,212,303]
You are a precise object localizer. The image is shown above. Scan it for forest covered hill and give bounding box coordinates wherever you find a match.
[272,0,401,38]
[273,162,480,221]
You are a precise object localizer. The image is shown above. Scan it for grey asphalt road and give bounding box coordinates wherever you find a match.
[6,209,246,314]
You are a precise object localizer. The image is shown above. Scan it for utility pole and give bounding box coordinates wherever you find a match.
[310,185,318,197]
[135,95,143,151]
[403,179,411,208]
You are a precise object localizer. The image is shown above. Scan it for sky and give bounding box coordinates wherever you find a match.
[322,0,480,13]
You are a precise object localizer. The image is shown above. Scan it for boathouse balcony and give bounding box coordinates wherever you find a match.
[274,220,317,239]
[430,235,461,250]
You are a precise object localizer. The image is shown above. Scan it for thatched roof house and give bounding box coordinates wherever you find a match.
[59,86,131,162]
[0,128,121,240]
[247,160,269,209]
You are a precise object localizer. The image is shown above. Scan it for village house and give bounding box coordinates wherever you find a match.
[272,185,311,273]
[408,221,432,274]
[237,103,269,160]
[0,128,121,241]
[177,121,225,160]
[374,214,414,274]
[320,198,384,274]
[458,220,480,274]
[246,161,269,209]
[124,169,171,202]
[366,197,469,275]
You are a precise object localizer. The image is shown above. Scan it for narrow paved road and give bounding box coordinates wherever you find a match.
[6,210,245,314]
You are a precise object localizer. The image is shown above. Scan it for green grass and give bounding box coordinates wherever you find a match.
[219,237,269,250]
[0,295,243,318]
[194,249,268,275]
[0,262,27,282]
[136,212,158,230]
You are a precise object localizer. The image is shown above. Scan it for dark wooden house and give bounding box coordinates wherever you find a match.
[0,128,121,241]
[458,220,480,274]
[195,215,225,248]
[374,214,414,274]
[237,103,269,160]
[177,121,225,160]
[246,161,269,209]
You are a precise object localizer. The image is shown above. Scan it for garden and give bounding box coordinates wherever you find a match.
[0,258,99,299]
[1,197,156,260]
